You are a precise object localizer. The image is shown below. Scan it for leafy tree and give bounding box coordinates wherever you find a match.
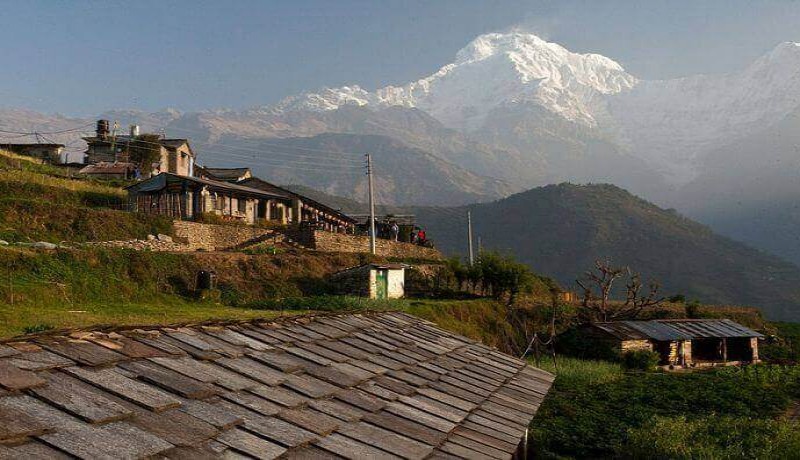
[127,134,163,172]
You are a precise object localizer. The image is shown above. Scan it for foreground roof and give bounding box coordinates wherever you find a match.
[0,312,553,459]
[594,319,763,341]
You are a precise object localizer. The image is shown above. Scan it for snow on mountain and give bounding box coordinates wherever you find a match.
[273,33,800,185]
[608,41,800,183]
[273,32,637,129]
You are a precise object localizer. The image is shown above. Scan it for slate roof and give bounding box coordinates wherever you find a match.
[125,173,287,200]
[593,319,763,341]
[203,167,253,181]
[78,162,136,175]
[0,312,553,459]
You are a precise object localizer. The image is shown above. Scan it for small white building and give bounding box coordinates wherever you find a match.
[330,263,407,299]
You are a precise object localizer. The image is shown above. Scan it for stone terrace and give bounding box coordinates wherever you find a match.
[0,312,553,459]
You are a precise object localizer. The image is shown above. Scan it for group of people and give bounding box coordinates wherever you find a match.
[367,219,429,246]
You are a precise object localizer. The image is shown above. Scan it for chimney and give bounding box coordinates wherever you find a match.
[96,119,109,140]
[130,125,140,137]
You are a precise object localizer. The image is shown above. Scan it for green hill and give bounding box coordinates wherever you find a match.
[412,183,800,321]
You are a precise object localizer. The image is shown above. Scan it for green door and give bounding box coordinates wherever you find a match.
[375,269,388,299]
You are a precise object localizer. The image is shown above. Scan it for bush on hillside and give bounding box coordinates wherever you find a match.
[626,415,800,459]
[621,349,660,371]
[530,362,797,458]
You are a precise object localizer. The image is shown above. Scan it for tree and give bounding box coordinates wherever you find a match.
[127,134,163,172]
[576,259,664,322]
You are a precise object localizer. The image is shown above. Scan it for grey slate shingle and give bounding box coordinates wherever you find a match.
[0,312,553,459]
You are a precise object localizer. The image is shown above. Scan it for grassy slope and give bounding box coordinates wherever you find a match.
[531,356,800,458]
[0,150,173,242]
[0,245,373,337]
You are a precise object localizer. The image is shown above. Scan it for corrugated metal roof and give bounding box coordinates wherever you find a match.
[593,321,690,341]
[656,319,764,338]
[593,319,762,341]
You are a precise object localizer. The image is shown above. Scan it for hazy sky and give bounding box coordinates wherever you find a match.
[2,0,799,115]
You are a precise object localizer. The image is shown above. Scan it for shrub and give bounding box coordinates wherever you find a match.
[621,349,660,371]
[626,415,800,459]
[22,323,54,334]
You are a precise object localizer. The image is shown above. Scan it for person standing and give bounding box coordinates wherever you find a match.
[391,222,399,241]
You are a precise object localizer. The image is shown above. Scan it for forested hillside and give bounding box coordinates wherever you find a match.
[412,184,800,321]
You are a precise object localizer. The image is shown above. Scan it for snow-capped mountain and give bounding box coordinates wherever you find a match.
[275,32,800,185]
[3,31,800,262]
[274,33,638,130]
[608,41,800,182]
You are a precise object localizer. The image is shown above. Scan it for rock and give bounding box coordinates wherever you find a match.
[33,242,57,250]
[157,234,173,243]
[0,240,8,246]
[147,234,156,241]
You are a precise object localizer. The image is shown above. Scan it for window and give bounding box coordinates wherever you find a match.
[238,198,247,213]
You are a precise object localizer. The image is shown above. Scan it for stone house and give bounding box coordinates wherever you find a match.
[126,173,286,224]
[0,143,65,163]
[330,263,408,299]
[196,167,356,233]
[589,319,763,368]
[83,120,195,177]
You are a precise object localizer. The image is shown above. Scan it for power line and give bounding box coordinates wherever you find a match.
[0,121,94,135]
[163,125,366,159]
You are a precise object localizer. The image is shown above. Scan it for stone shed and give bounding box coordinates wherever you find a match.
[590,319,763,368]
[0,311,553,459]
[330,263,408,299]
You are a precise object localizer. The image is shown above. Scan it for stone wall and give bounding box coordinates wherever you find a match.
[173,221,284,251]
[306,230,443,260]
[173,220,443,258]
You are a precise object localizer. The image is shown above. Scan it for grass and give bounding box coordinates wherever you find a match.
[536,355,624,387]
[0,296,298,338]
[0,149,173,243]
[529,356,800,458]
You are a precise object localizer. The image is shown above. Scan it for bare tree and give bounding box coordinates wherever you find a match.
[576,259,664,322]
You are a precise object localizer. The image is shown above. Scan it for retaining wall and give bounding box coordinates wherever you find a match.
[173,221,284,251]
[173,220,443,259]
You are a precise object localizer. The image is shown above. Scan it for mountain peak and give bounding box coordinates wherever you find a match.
[273,31,635,128]
[454,32,556,63]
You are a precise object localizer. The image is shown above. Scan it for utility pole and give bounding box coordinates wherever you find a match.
[366,154,377,255]
[467,210,474,266]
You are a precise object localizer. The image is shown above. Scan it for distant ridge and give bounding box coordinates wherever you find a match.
[410,184,800,321]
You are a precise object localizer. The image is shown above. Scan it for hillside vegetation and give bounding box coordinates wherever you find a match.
[0,150,173,242]
[530,357,800,458]
[413,183,800,320]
